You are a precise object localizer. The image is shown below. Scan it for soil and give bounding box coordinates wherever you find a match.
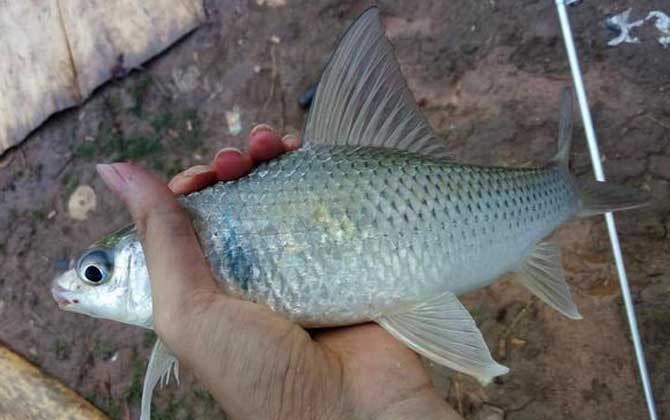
[1,0,668,419]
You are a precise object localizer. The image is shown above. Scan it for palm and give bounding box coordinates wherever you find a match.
[313,323,436,416]
[180,298,456,420]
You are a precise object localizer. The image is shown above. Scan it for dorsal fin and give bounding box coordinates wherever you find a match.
[304,7,448,158]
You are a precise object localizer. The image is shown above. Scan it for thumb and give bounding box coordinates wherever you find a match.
[96,163,217,328]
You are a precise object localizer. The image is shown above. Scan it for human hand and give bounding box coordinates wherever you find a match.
[96,125,462,420]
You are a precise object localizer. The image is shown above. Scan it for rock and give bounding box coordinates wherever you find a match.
[0,345,107,419]
[172,65,202,93]
[476,403,505,420]
[649,155,670,179]
[510,337,527,347]
[67,185,97,221]
[225,106,243,136]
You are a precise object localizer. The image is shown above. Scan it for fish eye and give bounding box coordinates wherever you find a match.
[77,249,113,285]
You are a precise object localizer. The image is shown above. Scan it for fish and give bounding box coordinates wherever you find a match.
[51,7,649,420]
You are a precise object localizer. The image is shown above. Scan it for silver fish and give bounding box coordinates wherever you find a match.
[52,7,649,419]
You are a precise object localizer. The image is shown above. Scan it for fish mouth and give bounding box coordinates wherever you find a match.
[51,284,79,308]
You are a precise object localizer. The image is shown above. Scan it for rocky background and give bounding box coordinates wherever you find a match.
[0,0,668,419]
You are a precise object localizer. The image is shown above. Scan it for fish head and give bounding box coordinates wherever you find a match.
[52,225,154,328]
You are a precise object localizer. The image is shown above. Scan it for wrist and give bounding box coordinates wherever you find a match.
[341,383,462,420]
[369,387,461,420]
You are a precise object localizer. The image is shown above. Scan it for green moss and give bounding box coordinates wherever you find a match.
[71,85,207,182]
[149,156,166,173]
[174,109,205,151]
[123,354,145,403]
[106,94,124,116]
[123,135,164,160]
[165,159,185,179]
[150,112,174,133]
[92,339,116,361]
[73,142,99,160]
[52,339,71,361]
[87,392,122,420]
[143,330,156,349]
[62,173,80,197]
[152,398,184,420]
[193,387,216,408]
[129,75,154,117]
[74,131,163,162]
[30,208,47,221]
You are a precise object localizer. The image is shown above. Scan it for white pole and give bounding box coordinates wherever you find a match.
[554,2,658,419]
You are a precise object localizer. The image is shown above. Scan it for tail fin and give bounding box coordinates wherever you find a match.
[552,87,573,166]
[551,87,650,216]
[577,180,650,217]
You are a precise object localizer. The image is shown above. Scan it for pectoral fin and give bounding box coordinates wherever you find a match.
[376,291,508,384]
[516,242,582,320]
[140,339,180,420]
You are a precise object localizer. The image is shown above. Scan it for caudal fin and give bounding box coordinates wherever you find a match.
[577,180,650,217]
[550,88,650,216]
[552,87,573,166]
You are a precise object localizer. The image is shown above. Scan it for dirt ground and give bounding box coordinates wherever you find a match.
[1,0,668,419]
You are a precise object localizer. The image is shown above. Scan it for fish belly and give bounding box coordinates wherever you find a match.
[182,146,578,327]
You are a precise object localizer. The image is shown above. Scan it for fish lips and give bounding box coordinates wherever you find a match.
[51,283,79,308]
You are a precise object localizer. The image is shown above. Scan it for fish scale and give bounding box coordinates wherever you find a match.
[182,144,578,327]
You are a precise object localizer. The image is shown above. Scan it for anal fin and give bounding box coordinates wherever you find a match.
[516,242,582,320]
[376,291,508,384]
[141,339,180,420]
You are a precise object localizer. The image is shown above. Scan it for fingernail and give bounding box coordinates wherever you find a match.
[96,163,128,195]
[250,124,274,136]
[213,148,252,181]
[180,165,211,178]
[281,134,301,150]
[167,165,210,191]
[214,148,242,161]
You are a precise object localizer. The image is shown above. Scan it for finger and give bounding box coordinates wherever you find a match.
[168,165,218,195]
[96,163,218,320]
[248,125,285,162]
[211,148,253,181]
[249,124,300,153]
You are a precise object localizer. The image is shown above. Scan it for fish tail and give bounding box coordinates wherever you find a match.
[576,180,650,217]
[551,87,573,167]
[552,87,650,216]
